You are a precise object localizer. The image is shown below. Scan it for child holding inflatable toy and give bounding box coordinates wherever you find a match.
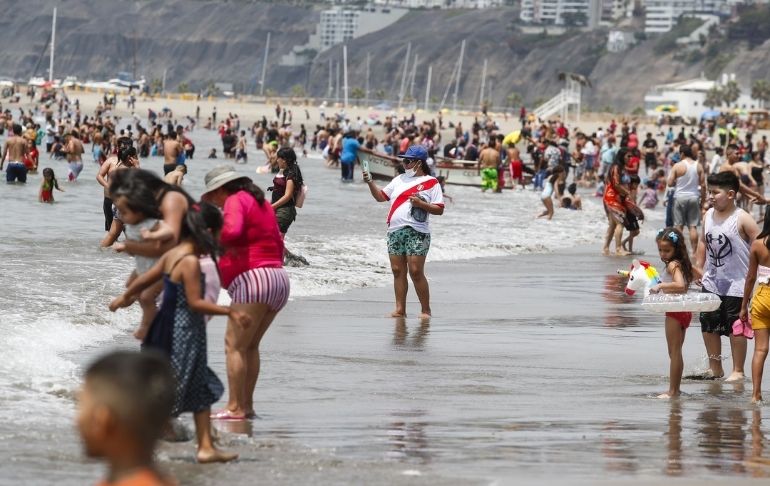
[740,210,770,403]
[649,228,698,398]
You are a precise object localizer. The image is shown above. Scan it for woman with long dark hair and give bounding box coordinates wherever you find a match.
[202,166,289,420]
[602,148,643,256]
[271,147,304,236]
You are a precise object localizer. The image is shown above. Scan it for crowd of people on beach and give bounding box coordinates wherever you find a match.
[4,82,770,484]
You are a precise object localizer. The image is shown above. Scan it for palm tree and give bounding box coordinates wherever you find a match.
[722,80,741,107]
[705,86,723,109]
[751,80,770,109]
[506,92,522,109]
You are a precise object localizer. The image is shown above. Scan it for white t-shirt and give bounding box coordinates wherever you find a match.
[381,174,444,234]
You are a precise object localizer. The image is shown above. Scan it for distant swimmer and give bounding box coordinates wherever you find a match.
[2,123,28,183]
[64,129,85,182]
[479,138,500,192]
[164,164,187,187]
[98,140,138,247]
[39,168,64,203]
[363,145,444,318]
[163,131,183,175]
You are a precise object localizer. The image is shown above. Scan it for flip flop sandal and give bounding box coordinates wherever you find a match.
[210,409,246,421]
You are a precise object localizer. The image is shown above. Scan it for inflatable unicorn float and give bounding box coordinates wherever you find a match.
[619,259,721,313]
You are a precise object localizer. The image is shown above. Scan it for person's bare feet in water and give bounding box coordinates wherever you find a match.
[390,310,406,318]
[615,248,631,256]
[657,390,680,399]
[725,371,745,382]
[197,446,238,464]
[602,247,610,256]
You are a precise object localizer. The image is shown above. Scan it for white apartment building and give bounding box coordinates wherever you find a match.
[520,0,603,27]
[373,0,502,8]
[643,0,730,33]
[601,0,628,21]
[280,6,408,66]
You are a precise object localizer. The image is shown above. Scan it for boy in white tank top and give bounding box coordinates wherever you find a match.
[697,171,759,381]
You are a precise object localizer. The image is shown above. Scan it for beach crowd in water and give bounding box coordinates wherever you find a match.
[2,84,770,484]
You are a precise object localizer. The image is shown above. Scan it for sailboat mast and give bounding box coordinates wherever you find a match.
[49,7,56,82]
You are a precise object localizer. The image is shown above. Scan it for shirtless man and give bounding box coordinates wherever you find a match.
[97,138,137,246]
[478,138,500,192]
[235,130,248,164]
[2,124,28,183]
[64,130,85,182]
[506,143,525,189]
[162,131,183,175]
[719,144,766,205]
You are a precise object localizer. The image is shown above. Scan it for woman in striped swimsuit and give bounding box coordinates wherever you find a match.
[202,165,290,421]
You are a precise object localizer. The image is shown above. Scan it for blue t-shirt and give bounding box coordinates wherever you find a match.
[340,138,360,164]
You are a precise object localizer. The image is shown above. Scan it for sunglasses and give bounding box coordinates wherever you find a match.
[402,158,420,166]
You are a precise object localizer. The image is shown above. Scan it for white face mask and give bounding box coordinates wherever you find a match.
[405,168,417,177]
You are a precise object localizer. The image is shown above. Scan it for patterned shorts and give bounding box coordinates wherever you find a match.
[227,267,291,311]
[387,226,431,257]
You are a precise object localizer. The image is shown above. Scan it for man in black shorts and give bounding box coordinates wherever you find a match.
[642,132,658,175]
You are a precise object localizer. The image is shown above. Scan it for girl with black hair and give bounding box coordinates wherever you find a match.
[110,202,250,464]
[741,210,770,403]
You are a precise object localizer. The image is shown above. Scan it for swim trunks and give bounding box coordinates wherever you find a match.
[751,285,770,331]
[5,162,27,183]
[481,167,497,191]
[673,197,700,227]
[387,226,431,257]
[699,288,742,336]
[68,161,83,181]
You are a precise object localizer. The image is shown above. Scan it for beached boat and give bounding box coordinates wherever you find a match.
[358,148,487,187]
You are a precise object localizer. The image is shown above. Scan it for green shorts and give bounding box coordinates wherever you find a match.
[387,226,431,256]
[275,205,296,234]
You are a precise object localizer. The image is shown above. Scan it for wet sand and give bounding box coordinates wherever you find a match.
[146,242,770,484]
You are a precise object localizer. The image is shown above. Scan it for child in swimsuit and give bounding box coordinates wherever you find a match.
[537,166,565,220]
[110,202,250,464]
[111,194,175,340]
[649,228,699,399]
[39,168,64,203]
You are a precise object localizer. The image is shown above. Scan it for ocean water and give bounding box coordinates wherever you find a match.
[0,127,685,484]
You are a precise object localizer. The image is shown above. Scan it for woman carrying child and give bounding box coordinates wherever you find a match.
[110,202,250,463]
[649,228,699,398]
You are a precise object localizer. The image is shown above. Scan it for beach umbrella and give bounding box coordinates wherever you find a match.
[734,108,747,115]
[701,110,721,120]
[655,104,678,113]
[503,130,522,146]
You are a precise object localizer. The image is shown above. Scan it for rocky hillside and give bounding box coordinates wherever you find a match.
[2,1,769,113]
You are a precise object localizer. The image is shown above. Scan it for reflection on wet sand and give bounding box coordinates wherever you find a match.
[392,317,430,349]
[747,408,770,477]
[697,403,747,474]
[601,421,639,473]
[665,401,684,476]
[602,274,640,328]
[385,410,431,464]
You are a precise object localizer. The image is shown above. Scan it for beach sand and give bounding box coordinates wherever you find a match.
[118,243,770,485]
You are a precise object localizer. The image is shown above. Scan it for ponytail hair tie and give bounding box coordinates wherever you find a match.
[191,203,201,212]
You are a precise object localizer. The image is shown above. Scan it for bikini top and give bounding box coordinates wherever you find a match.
[758,264,770,285]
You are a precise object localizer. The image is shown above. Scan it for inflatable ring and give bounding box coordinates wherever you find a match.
[641,293,722,313]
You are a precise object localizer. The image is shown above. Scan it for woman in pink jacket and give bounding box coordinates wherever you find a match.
[202,166,289,420]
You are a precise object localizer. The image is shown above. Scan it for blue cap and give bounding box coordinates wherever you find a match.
[399,145,428,161]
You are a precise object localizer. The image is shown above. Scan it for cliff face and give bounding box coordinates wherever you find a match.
[2,1,769,113]
[0,0,319,92]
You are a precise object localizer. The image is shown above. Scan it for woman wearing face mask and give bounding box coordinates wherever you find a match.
[363,145,445,318]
